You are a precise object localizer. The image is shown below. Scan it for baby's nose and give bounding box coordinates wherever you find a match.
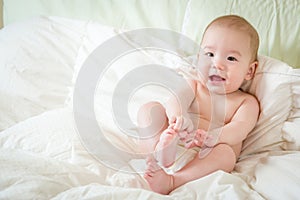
[212,59,225,70]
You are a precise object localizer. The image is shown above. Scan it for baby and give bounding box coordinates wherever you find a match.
[137,15,260,194]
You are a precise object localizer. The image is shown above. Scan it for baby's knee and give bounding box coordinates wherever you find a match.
[138,101,165,112]
[214,144,236,172]
[137,101,166,126]
[137,101,168,152]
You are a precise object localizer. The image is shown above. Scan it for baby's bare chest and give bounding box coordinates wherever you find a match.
[188,90,244,126]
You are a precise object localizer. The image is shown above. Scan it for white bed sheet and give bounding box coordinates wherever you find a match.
[0,107,263,200]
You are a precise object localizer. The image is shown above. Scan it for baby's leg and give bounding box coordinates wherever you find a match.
[155,127,179,167]
[137,101,178,167]
[144,143,236,194]
[137,101,168,154]
[172,143,236,190]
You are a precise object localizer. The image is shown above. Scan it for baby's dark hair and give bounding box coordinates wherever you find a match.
[202,15,259,62]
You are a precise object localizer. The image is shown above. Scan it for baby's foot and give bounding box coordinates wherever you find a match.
[155,128,179,167]
[144,156,174,195]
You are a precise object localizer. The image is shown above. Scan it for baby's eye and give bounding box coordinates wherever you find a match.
[227,56,237,61]
[205,52,214,57]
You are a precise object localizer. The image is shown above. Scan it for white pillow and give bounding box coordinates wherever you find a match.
[0,16,84,131]
[240,56,300,156]
[71,20,120,85]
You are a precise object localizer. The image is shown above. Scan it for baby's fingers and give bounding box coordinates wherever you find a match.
[194,129,208,146]
[169,116,176,125]
[178,131,188,139]
[204,134,217,147]
[173,116,183,131]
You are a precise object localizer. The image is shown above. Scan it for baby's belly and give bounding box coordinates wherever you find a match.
[188,112,242,159]
[188,112,210,131]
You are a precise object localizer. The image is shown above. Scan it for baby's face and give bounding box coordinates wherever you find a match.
[200,25,256,94]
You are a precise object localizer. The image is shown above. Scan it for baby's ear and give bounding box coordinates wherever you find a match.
[245,61,258,80]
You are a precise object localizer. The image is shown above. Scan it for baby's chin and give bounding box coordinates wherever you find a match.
[206,82,228,95]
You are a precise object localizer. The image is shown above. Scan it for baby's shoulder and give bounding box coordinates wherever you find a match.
[184,78,198,93]
[240,90,257,101]
[231,90,259,107]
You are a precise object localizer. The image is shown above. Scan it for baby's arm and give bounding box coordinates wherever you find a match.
[206,95,259,147]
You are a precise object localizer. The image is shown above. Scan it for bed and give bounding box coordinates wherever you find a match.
[0,0,300,199]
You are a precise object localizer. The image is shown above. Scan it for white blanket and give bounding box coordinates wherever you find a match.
[0,107,264,199]
[1,16,300,199]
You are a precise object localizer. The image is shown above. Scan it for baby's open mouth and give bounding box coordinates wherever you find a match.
[209,75,226,82]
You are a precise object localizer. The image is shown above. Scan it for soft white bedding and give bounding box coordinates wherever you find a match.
[1,16,300,199]
[0,107,263,199]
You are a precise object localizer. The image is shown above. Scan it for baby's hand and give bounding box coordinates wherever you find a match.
[159,127,177,140]
[183,129,208,148]
[169,115,193,133]
[203,133,218,147]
